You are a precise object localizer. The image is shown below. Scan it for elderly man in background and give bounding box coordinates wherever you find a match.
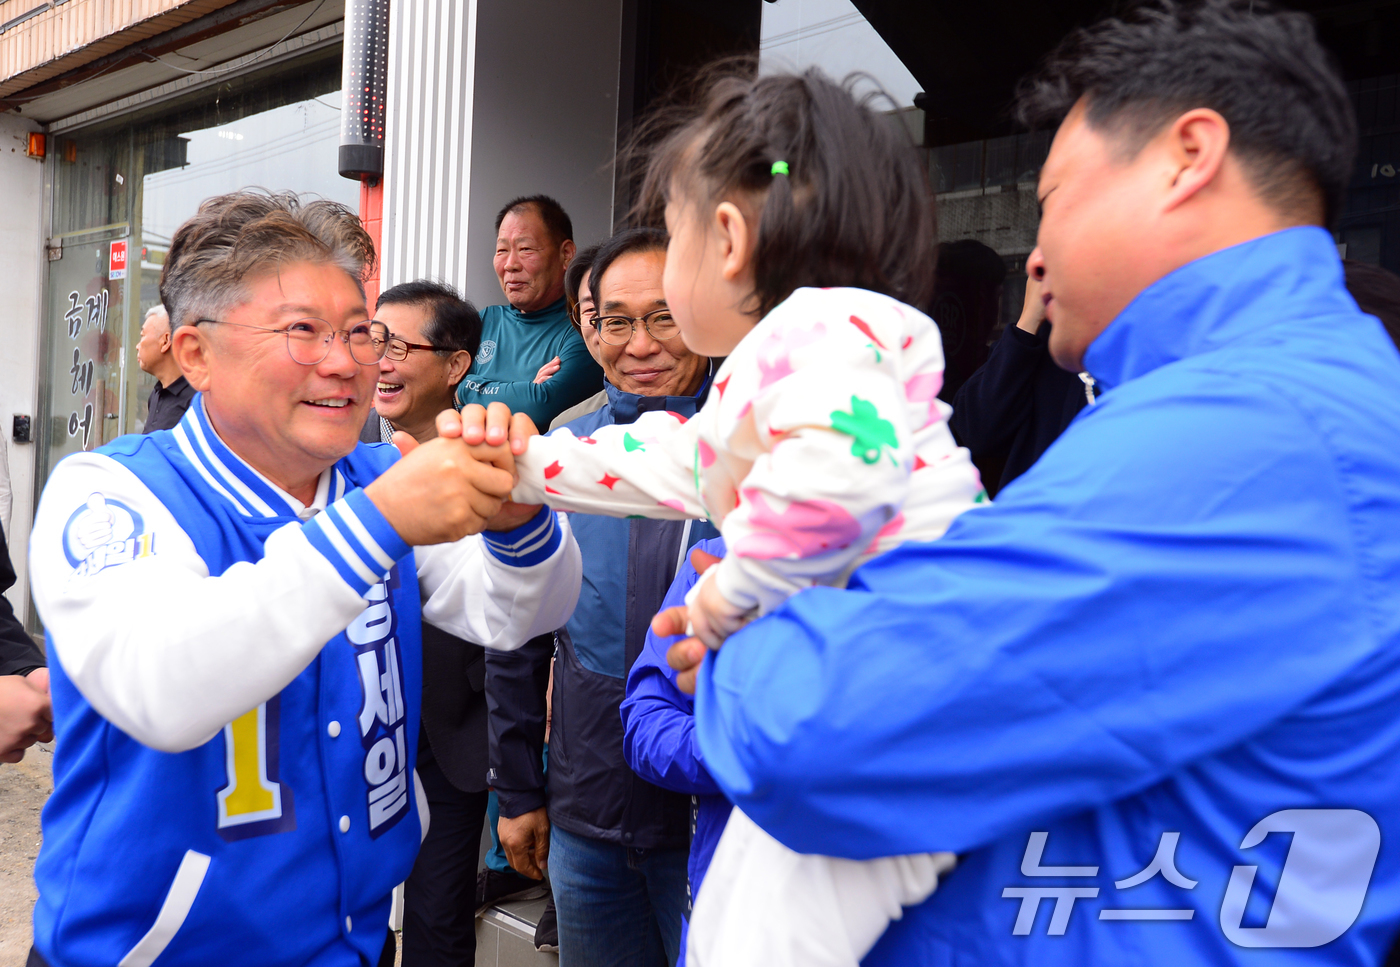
[27,191,581,967]
[364,280,497,967]
[484,227,714,967]
[455,196,602,429]
[136,304,195,433]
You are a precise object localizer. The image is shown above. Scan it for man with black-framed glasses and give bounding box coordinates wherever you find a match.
[358,280,500,967]
[366,281,481,447]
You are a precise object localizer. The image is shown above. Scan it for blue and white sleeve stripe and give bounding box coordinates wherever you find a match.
[480,506,563,568]
[302,488,413,596]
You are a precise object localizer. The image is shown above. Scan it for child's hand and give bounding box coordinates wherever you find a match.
[447,403,540,457]
[439,404,541,483]
[651,547,723,693]
[687,569,753,651]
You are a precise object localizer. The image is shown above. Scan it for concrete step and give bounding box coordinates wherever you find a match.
[477,895,558,967]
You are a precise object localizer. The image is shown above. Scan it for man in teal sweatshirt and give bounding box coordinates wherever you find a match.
[456,195,603,429]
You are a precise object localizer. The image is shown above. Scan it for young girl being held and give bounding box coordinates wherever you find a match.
[506,67,986,967]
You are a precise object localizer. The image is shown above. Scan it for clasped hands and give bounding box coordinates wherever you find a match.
[366,401,723,691]
[363,402,543,545]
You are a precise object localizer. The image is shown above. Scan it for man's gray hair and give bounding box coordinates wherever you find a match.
[143,303,170,332]
[159,190,376,329]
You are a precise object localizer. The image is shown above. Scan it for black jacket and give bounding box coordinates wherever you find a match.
[143,376,196,434]
[420,624,490,792]
[1,528,43,677]
[363,411,489,792]
[486,382,717,849]
[950,321,1088,496]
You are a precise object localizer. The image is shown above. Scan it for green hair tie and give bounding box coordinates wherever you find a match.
[771,160,790,177]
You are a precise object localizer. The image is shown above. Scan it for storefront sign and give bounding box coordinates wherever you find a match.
[109,240,128,280]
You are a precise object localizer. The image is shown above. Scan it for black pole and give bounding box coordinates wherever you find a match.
[339,0,390,181]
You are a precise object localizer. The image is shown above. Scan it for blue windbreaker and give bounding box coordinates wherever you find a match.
[620,537,734,967]
[694,227,1400,965]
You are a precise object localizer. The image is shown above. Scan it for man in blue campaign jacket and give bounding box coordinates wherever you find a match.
[27,192,581,967]
[621,538,732,967]
[675,4,1400,964]
[485,229,717,965]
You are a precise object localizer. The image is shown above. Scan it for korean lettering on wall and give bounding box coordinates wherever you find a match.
[63,287,108,449]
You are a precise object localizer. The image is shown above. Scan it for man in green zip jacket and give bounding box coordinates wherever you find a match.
[456,196,603,429]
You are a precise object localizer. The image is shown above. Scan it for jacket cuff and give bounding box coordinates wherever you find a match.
[495,786,548,818]
[1007,322,1048,349]
[301,488,412,597]
[481,506,561,567]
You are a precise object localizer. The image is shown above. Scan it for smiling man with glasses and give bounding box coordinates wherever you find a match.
[358,279,504,967]
[368,281,481,446]
[26,192,581,967]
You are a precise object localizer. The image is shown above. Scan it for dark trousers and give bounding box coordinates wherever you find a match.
[402,740,490,967]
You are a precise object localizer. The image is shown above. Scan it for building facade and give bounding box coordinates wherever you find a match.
[0,0,759,629]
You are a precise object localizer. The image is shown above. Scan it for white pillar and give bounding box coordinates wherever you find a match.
[382,0,624,304]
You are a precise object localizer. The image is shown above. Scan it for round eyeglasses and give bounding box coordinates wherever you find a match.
[568,302,598,327]
[194,318,390,366]
[593,308,678,346]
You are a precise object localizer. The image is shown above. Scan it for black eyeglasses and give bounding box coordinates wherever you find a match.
[593,308,678,346]
[194,318,389,366]
[383,334,454,361]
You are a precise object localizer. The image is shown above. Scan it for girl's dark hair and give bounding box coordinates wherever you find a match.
[631,62,936,320]
[589,228,670,311]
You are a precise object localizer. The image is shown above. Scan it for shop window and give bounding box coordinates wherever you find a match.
[38,48,358,488]
[1342,225,1383,265]
[933,132,1049,195]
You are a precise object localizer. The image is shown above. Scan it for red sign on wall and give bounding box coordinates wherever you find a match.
[109,239,128,281]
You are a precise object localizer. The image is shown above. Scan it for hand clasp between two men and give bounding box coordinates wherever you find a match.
[363,402,544,545]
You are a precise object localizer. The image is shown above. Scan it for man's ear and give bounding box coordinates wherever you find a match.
[447,350,472,387]
[560,238,577,270]
[171,325,213,392]
[1161,108,1231,214]
[158,330,173,355]
[713,201,752,284]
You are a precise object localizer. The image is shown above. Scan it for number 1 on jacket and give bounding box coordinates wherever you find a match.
[216,698,296,840]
